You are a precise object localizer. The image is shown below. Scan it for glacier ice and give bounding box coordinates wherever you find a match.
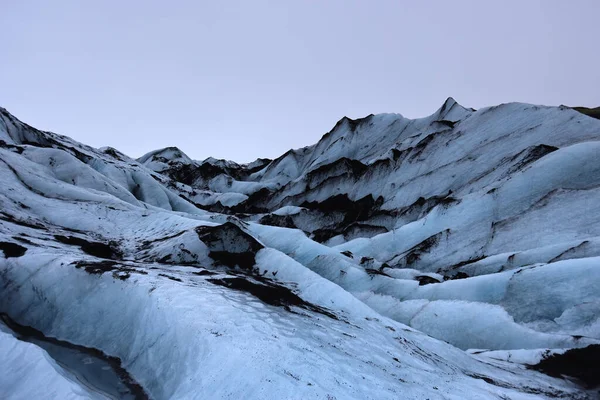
[1,101,599,399]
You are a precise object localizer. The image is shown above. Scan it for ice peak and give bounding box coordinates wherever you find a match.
[432,96,471,122]
[138,146,192,164]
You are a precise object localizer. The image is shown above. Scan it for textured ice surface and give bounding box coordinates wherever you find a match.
[1,102,599,399]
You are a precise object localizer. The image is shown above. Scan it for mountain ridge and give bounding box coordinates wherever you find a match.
[1,100,599,399]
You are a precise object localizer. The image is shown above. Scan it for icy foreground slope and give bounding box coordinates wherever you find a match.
[0,101,599,399]
[0,320,103,400]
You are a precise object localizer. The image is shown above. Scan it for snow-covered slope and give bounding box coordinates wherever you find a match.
[1,101,599,399]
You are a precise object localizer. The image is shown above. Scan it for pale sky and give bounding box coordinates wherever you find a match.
[2,0,599,162]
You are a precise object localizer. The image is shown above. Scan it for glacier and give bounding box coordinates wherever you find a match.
[0,99,599,399]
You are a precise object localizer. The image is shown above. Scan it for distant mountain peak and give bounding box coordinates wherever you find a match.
[137,146,193,171]
[432,96,471,122]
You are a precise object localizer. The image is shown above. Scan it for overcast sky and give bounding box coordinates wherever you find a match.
[2,1,599,162]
